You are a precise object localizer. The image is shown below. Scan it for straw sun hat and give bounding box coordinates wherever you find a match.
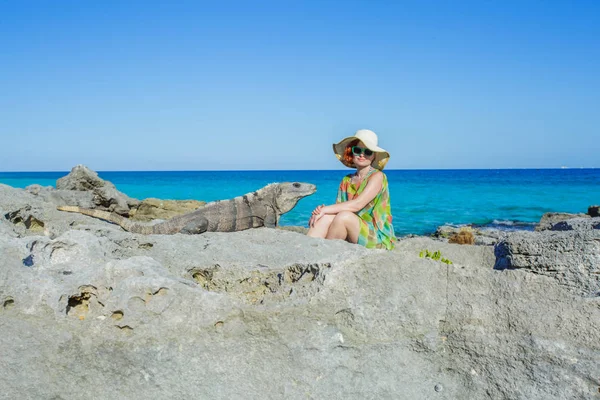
[332,129,390,170]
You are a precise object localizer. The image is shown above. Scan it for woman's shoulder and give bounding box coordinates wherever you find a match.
[372,170,390,181]
[365,170,388,189]
[368,170,384,181]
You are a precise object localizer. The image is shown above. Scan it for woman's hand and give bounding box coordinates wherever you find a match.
[309,204,326,227]
[312,204,325,216]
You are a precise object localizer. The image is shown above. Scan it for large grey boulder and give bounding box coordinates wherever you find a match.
[56,164,139,215]
[494,230,600,296]
[1,183,101,239]
[535,212,588,231]
[549,216,600,231]
[1,182,600,399]
[0,183,42,212]
[1,227,599,399]
[26,184,96,209]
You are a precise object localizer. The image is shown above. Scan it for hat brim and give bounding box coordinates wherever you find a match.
[333,136,390,170]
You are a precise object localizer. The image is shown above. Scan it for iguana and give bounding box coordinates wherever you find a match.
[57,182,316,234]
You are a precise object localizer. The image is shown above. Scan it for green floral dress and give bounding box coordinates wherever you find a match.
[336,169,396,250]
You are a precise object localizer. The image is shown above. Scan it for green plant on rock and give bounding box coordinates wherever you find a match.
[419,249,453,265]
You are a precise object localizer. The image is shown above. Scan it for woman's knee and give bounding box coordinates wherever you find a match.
[319,214,336,226]
[307,215,335,237]
[333,211,357,225]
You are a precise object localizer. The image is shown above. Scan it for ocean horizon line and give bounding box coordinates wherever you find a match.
[0,167,597,174]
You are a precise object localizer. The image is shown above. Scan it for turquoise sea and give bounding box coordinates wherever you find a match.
[1,169,599,236]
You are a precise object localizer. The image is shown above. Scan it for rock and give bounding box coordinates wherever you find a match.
[56,164,109,191]
[27,184,96,209]
[549,217,600,231]
[1,182,600,399]
[434,225,460,239]
[535,212,588,231]
[0,211,17,238]
[56,165,139,215]
[129,198,206,222]
[471,230,504,246]
[0,185,52,237]
[277,225,309,234]
[394,235,496,269]
[4,205,46,233]
[494,230,600,296]
[588,205,600,217]
[24,184,49,195]
[1,183,124,239]
[0,183,40,211]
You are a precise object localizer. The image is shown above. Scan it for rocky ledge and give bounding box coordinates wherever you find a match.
[0,168,599,399]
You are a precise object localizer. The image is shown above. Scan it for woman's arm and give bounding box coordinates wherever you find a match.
[324,172,383,213]
[309,172,383,227]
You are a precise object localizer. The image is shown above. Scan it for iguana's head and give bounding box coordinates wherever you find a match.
[272,182,317,214]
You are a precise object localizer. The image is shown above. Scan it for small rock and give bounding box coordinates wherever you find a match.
[550,217,600,231]
[55,165,139,215]
[536,212,587,231]
[25,184,51,195]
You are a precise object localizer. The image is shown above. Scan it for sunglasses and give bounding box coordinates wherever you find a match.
[351,146,374,157]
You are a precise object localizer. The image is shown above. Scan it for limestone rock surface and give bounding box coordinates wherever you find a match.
[277,225,309,234]
[549,216,600,231]
[494,230,600,296]
[55,164,139,215]
[536,212,588,231]
[1,183,599,400]
[26,184,96,209]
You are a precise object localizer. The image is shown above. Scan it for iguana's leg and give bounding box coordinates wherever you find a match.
[264,208,278,228]
[180,217,209,234]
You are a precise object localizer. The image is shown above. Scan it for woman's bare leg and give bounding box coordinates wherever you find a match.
[326,211,360,243]
[307,214,336,238]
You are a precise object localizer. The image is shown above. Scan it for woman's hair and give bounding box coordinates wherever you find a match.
[343,139,360,166]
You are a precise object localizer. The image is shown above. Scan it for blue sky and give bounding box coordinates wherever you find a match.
[1,0,598,171]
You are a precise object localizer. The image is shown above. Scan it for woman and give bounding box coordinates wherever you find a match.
[307,129,396,250]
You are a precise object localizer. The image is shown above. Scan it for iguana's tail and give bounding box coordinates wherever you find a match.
[57,206,153,234]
